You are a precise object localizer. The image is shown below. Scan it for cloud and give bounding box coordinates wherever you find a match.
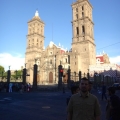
[110,56,120,65]
[0,53,25,71]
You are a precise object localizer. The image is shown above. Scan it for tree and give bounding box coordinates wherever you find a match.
[12,70,22,79]
[0,65,5,76]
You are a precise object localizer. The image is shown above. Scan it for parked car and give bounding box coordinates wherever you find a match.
[112,83,120,90]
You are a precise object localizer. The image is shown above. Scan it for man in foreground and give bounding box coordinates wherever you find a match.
[67,77,101,120]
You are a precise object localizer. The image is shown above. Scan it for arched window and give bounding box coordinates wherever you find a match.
[76,8,78,12]
[76,27,79,35]
[82,6,84,10]
[82,12,84,17]
[76,14,78,19]
[65,58,67,63]
[82,25,85,34]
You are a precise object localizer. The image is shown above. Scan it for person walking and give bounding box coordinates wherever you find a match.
[106,87,120,120]
[67,77,101,120]
[89,81,93,93]
[101,82,107,101]
[66,85,79,105]
[9,83,13,93]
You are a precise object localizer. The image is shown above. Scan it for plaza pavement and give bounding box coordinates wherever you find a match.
[0,89,120,120]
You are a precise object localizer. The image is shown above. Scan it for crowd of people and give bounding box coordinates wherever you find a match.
[0,78,120,120]
[0,82,32,93]
[66,77,120,120]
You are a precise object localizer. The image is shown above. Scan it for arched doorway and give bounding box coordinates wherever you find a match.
[49,72,53,83]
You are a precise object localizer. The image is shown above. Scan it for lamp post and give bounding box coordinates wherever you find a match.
[87,69,90,81]
[54,55,56,83]
[9,66,10,70]
[74,71,76,82]
[15,70,17,82]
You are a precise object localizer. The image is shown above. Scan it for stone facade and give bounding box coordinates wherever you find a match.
[25,0,96,85]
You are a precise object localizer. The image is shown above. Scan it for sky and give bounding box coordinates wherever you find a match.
[0,0,120,71]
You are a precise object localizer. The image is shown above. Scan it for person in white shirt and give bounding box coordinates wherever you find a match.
[9,83,13,92]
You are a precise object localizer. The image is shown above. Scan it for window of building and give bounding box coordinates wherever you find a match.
[76,8,78,12]
[65,58,67,63]
[50,51,53,55]
[76,14,78,19]
[82,26,85,34]
[76,27,79,35]
[37,39,38,42]
[29,44,30,46]
[37,43,38,46]
[75,62,76,65]
[82,12,84,17]
[50,59,52,64]
[82,6,84,10]
[32,39,34,42]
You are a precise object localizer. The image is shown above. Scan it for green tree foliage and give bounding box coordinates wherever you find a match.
[0,65,5,76]
[12,70,22,79]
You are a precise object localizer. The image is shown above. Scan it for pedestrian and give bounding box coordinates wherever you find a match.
[89,81,93,93]
[67,77,101,120]
[66,85,79,105]
[9,82,13,93]
[62,82,65,93]
[27,83,31,92]
[20,83,24,94]
[106,87,120,120]
[101,82,107,101]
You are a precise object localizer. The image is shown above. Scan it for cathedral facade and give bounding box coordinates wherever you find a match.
[25,0,96,85]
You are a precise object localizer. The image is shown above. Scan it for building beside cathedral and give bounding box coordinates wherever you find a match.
[25,0,96,85]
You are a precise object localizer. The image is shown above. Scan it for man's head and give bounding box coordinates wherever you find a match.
[79,77,89,93]
[71,86,79,94]
[107,87,115,96]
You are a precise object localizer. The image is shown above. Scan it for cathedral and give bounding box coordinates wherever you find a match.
[25,0,96,85]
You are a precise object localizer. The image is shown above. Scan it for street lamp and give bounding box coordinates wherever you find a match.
[74,71,76,82]
[9,66,11,70]
[15,70,17,82]
[54,55,56,83]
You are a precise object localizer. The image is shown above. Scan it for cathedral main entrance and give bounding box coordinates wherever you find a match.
[49,72,53,83]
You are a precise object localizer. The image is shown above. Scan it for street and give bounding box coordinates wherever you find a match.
[0,89,120,120]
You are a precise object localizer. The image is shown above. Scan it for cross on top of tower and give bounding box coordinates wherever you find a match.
[77,0,88,1]
[35,10,39,17]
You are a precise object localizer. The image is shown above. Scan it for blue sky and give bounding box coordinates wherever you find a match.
[0,0,120,70]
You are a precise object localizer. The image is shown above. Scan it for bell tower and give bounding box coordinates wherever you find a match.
[25,11,45,83]
[71,0,96,72]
